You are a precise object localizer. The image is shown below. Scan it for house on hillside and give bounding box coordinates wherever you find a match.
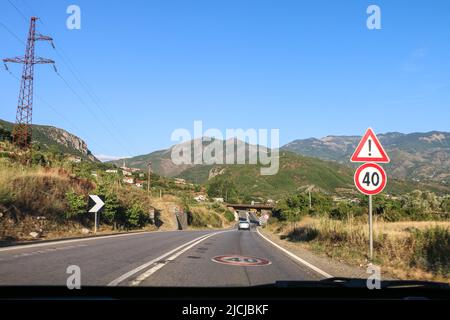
[68,156,82,163]
[135,180,145,188]
[122,169,132,176]
[123,176,134,184]
[194,195,207,202]
[174,178,187,185]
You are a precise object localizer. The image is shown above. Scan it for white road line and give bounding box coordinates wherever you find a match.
[0,232,155,253]
[108,231,227,287]
[130,231,225,286]
[256,227,333,279]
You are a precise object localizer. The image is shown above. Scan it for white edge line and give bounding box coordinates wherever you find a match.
[0,231,156,253]
[130,232,223,286]
[0,229,206,253]
[256,227,333,279]
[108,231,227,287]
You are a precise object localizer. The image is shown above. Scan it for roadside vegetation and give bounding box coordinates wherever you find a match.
[181,194,235,229]
[266,191,450,282]
[0,136,233,243]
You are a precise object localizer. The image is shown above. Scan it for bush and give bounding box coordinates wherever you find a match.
[206,177,239,202]
[0,187,13,206]
[0,127,12,142]
[101,193,121,226]
[283,227,319,242]
[441,197,450,213]
[224,210,235,222]
[31,152,48,166]
[187,206,222,228]
[411,227,450,276]
[125,202,147,228]
[329,202,352,220]
[65,191,87,219]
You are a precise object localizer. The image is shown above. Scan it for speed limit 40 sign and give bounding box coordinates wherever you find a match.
[351,128,390,260]
[354,162,387,195]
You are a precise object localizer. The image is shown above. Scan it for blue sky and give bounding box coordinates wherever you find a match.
[1,0,449,159]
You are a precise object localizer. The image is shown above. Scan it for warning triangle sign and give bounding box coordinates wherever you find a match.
[350,128,390,163]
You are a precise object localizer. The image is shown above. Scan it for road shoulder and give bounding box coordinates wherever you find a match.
[257,227,369,279]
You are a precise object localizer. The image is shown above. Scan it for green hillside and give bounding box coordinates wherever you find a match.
[179,151,445,200]
[0,119,98,161]
[282,131,450,184]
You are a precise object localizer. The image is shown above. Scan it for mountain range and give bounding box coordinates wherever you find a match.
[2,117,448,197]
[107,132,449,197]
[108,131,449,185]
[283,131,449,184]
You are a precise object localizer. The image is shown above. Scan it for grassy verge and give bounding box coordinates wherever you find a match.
[267,217,450,283]
[186,203,235,229]
[0,164,180,241]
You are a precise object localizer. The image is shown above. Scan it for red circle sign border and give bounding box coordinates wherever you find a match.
[354,163,387,195]
[211,255,272,267]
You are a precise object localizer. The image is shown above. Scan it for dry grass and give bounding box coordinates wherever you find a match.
[271,217,450,283]
[0,165,93,218]
[187,205,224,229]
[0,164,95,240]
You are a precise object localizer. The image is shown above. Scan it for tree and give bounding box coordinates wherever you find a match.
[0,127,12,142]
[441,196,450,213]
[402,190,441,220]
[101,193,121,227]
[207,177,239,202]
[125,202,147,228]
[329,202,352,220]
[65,191,87,219]
[274,193,310,224]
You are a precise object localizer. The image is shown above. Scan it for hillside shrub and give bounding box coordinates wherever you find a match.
[65,191,87,219]
[187,206,222,228]
[125,202,147,228]
[224,210,235,222]
[411,227,450,276]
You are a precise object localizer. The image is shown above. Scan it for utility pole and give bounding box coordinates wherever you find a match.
[147,161,152,194]
[309,190,312,209]
[3,17,55,149]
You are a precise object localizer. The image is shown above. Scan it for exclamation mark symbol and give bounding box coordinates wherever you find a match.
[368,139,372,156]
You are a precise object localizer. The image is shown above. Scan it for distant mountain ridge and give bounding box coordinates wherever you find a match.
[282,131,450,184]
[0,119,98,161]
[108,134,450,197]
[109,138,268,177]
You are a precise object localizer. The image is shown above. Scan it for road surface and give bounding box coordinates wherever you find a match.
[0,226,325,287]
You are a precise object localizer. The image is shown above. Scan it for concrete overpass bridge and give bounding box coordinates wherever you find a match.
[225,203,275,223]
[226,203,275,212]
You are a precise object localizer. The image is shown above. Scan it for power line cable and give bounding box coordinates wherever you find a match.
[0,21,26,45]
[17,0,140,156]
[4,2,136,158]
[1,16,107,157]
[7,0,28,21]
[54,70,134,157]
[3,66,106,155]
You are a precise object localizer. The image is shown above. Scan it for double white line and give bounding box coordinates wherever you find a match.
[108,230,227,287]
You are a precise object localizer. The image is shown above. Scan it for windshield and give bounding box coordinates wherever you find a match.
[0,0,449,296]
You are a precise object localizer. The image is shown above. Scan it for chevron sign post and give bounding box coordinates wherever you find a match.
[88,195,105,233]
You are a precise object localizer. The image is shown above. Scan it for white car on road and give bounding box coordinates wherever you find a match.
[238,218,250,231]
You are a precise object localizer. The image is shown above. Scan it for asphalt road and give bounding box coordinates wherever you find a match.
[0,226,325,287]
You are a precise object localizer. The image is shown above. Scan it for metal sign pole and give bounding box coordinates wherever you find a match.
[368,194,373,260]
[94,211,98,234]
